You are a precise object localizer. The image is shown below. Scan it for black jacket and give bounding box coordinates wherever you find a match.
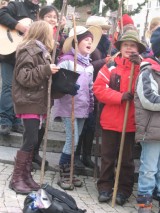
[0,0,39,64]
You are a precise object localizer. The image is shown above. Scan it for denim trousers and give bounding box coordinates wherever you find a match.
[138,141,160,197]
[0,62,21,126]
[62,117,85,155]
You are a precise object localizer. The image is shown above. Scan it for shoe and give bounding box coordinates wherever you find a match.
[32,153,49,168]
[12,124,24,134]
[116,193,128,206]
[153,187,160,201]
[138,207,152,213]
[98,191,112,202]
[0,125,11,135]
[74,155,85,169]
[82,155,95,169]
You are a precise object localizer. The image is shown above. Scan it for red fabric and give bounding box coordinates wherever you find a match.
[93,56,139,132]
[118,14,134,29]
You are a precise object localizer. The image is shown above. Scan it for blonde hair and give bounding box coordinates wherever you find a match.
[21,20,54,52]
[149,17,160,33]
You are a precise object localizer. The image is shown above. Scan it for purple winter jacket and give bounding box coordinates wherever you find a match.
[53,51,94,119]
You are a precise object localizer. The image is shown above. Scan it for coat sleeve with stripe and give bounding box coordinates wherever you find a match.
[93,65,123,105]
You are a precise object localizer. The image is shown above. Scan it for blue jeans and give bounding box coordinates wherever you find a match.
[138,142,160,197]
[62,117,85,155]
[0,62,21,126]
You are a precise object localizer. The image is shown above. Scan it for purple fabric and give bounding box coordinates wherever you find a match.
[53,52,94,119]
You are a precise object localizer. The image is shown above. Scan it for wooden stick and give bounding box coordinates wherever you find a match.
[70,14,78,184]
[108,0,124,55]
[40,0,67,186]
[111,63,135,207]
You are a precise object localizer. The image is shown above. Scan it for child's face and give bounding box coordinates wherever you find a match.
[120,41,138,58]
[43,11,58,27]
[78,37,93,56]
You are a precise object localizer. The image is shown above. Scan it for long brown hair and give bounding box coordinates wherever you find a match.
[20,20,54,52]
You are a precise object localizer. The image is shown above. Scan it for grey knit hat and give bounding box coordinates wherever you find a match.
[114,30,146,54]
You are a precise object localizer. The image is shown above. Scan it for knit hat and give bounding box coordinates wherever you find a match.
[63,25,102,54]
[86,16,111,30]
[114,30,146,54]
[118,14,134,29]
[150,26,160,57]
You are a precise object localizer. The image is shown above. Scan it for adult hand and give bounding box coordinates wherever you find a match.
[122,92,133,101]
[129,52,141,65]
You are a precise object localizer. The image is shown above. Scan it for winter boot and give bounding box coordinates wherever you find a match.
[137,195,152,213]
[9,150,34,194]
[57,164,74,190]
[32,126,49,169]
[82,131,95,169]
[25,151,40,190]
[57,164,82,190]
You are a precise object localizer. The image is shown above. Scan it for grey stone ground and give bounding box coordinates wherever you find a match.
[0,147,159,213]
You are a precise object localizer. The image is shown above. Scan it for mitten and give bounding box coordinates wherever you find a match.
[69,83,80,96]
[129,52,141,64]
[121,92,133,101]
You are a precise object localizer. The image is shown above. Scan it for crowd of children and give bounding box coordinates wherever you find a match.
[1,2,160,212]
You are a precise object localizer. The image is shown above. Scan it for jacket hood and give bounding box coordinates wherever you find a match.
[141,57,160,72]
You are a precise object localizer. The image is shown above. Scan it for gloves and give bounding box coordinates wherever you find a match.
[69,83,80,96]
[129,52,141,65]
[121,92,134,102]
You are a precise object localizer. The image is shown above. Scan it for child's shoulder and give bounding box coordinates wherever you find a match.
[58,51,74,63]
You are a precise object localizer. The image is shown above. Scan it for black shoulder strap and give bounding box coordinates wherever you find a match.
[42,184,78,210]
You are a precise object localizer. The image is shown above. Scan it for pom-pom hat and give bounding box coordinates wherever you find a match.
[62,25,102,54]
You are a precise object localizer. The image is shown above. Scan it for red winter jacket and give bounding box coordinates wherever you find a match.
[93,56,140,132]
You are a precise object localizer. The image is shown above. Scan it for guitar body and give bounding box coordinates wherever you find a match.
[0,18,32,55]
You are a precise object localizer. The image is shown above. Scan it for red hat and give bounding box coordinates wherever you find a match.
[118,14,134,29]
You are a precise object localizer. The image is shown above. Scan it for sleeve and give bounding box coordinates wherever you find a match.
[14,50,52,88]
[0,2,18,29]
[93,65,123,105]
[136,69,160,111]
[89,75,94,113]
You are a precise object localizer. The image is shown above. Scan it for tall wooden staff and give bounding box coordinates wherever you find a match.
[111,63,135,207]
[108,0,123,55]
[40,0,67,186]
[70,14,78,184]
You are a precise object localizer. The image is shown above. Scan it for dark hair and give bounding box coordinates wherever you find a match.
[39,5,59,20]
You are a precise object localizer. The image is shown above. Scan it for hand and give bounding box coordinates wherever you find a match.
[105,55,112,64]
[69,83,80,96]
[129,52,141,65]
[15,22,30,34]
[122,92,133,102]
[50,64,60,74]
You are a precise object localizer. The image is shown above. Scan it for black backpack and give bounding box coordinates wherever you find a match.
[23,184,86,213]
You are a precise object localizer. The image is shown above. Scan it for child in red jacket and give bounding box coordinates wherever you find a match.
[93,30,146,206]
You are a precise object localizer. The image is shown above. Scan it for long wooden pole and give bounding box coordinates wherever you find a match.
[70,15,78,184]
[108,0,124,55]
[40,0,67,186]
[112,63,135,207]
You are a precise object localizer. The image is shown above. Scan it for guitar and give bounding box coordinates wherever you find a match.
[0,18,33,55]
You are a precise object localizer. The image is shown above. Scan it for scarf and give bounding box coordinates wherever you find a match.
[35,40,51,61]
[71,48,90,66]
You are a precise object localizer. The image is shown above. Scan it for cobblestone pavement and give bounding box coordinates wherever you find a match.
[0,163,159,213]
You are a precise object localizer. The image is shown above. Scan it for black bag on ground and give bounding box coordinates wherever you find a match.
[23,184,86,213]
[51,68,80,99]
